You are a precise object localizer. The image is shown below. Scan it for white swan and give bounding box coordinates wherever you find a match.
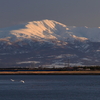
[20,80,25,83]
[10,79,15,82]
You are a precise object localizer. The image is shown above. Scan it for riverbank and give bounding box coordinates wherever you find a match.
[0,71,100,75]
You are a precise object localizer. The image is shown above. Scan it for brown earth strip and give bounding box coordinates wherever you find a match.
[0,71,100,75]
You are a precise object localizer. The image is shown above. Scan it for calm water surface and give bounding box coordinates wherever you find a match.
[0,75,100,100]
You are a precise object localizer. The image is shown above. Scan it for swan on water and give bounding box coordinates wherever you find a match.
[10,79,15,81]
[20,80,25,83]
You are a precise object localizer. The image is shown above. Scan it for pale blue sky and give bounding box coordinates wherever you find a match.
[0,0,100,28]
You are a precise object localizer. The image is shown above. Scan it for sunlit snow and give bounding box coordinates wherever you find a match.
[17,61,40,64]
[0,19,100,42]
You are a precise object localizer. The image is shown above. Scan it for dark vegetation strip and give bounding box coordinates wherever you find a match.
[0,66,100,71]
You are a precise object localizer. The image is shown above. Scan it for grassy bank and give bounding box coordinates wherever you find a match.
[0,71,100,75]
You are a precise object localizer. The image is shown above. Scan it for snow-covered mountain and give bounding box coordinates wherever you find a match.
[0,19,100,67]
[0,19,88,42]
[1,19,100,42]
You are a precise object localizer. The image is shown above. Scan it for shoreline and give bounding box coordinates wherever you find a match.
[0,71,100,75]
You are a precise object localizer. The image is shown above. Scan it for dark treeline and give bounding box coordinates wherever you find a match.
[0,66,100,71]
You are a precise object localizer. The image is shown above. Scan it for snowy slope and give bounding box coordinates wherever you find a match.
[0,20,100,67]
[0,19,100,42]
[0,19,87,42]
[69,27,100,42]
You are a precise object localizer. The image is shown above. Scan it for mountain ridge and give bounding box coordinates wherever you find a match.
[0,19,89,42]
[1,19,100,43]
[0,19,100,67]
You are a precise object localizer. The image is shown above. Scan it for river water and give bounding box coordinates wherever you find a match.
[0,75,100,100]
